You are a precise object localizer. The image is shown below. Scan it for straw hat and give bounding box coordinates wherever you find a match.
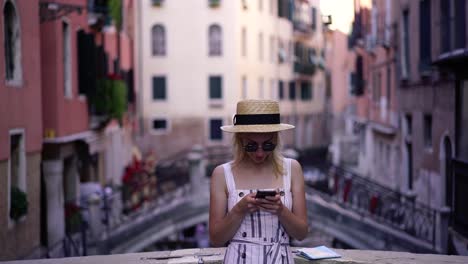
[220,100,295,133]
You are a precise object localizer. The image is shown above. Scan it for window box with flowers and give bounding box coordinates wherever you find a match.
[10,186,28,222]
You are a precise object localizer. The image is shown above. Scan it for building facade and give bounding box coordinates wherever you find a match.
[135,0,328,160]
[39,0,135,257]
[397,0,467,254]
[0,0,43,260]
[328,0,468,255]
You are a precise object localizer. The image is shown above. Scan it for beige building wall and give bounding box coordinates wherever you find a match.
[136,0,326,159]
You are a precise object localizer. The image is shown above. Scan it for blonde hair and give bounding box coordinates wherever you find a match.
[232,132,285,177]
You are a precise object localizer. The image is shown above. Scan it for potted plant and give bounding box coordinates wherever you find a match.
[10,186,28,221]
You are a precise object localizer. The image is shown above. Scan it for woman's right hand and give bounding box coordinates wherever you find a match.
[234,193,259,214]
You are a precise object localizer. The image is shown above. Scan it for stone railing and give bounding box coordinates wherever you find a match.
[3,248,468,264]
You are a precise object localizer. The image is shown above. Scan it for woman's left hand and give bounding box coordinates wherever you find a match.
[256,193,284,215]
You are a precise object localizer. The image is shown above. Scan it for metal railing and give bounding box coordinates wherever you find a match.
[308,164,437,247]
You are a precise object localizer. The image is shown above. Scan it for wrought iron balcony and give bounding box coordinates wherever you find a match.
[294,61,316,76]
[313,165,437,247]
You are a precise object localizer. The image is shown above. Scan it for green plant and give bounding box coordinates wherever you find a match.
[95,77,127,124]
[108,0,122,29]
[10,186,28,221]
[110,79,127,122]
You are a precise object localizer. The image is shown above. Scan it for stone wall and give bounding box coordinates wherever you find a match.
[2,247,468,264]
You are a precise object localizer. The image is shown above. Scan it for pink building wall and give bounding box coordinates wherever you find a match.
[103,0,134,73]
[40,0,89,138]
[326,30,353,115]
[367,0,397,127]
[0,0,43,160]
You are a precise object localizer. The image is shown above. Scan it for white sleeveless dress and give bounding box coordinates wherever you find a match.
[222,158,294,264]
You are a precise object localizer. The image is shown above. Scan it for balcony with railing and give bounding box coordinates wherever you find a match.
[294,43,319,76]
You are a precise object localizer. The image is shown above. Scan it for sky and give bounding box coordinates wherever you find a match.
[320,0,371,34]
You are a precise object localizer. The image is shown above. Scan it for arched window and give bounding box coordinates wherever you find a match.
[208,24,222,56]
[3,1,22,82]
[151,24,165,56]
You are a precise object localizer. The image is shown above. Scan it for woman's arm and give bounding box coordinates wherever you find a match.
[208,165,259,246]
[256,159,309,240]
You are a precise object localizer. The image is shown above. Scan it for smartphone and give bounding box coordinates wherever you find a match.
[255,190,277,199]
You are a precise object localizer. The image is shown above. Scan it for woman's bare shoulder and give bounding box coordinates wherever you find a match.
[212,164,225,179]
[289,158,303,171]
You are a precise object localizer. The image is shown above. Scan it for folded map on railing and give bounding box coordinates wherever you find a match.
[295,246,341,260]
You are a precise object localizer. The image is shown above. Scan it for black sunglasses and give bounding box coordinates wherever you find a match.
[244,142,276,152]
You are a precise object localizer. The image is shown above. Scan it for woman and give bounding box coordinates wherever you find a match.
[209,100,308,263]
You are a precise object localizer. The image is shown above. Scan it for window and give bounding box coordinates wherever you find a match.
[152,0,164,6]
[209,0,221,7]
[349,72,356,95]
[288,81,296,100]
[3,1,22,82]
[387,66,391,108]
[441,0,451,53]
[8,130,26,221]
[424,114,433,148]
[209,24,222,56]
[373,71,381,102]
[152,76,166,100]
[457,80,468,160]
[278,80,284,99]
[152,24,166,56]
[258,32,264,61]
[278,39,286,63]
[454,0,466,49]
[63,21,72,98]
[441,0,467,53]
[152,119,169,133]
[351,55,364,96]
[241,27,247,57]
[278,0,291,19]
[311,7,317,31]
[400,9,410,79]
[419,0,431,72]
[209,76,222,99]
[210,119,223,140]
[77,30,96,96]
[406,114,412,135]
[300,81,312,100]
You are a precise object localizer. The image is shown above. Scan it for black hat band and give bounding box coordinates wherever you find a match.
[233,114,280,125]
